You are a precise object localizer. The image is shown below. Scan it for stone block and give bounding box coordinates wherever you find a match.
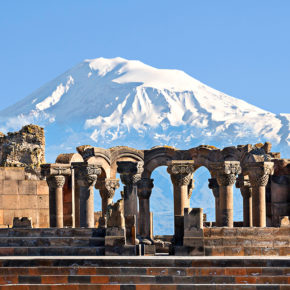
[105,236,125,247]
[3,210,14,226]
[204,238,222,247]
[184,208,203,232]
[38,209,49,228]
[37,195,49,209]
[224,246,244,256]
[105,245,136,256]
[174,245,204,256]
[18,195,37,209]
[2,195,19,209]
[4,168,25,180]
[0,168,5,180]
[106,227,125,237]
[143,244,156,256]
[36,180,49,195]
[0,210,3,225]
[183,237,204,248]
[0,180,3,195]
[3,180,19,195]
[12,217,32,228]
[18,180,37,195]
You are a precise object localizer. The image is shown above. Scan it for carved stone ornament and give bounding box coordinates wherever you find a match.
[99,179,120,199]
[41,163,71,178]
[137,178,154,199]
[244,161,274,187]
[210,161,241,186]
[47,175,65,189]
[167,161,195,187]
[117,161,144,187]
[74,163,102,187]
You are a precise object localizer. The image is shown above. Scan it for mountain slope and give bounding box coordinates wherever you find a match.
[0,57,289,234]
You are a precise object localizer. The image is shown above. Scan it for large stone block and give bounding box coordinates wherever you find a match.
[3,180,19,195]
[3,210,14,226]
[105,236,125,247]
[37,209,50,228]
[18,180,37,195]
[0,209,3,225]
[18,195,37,209]
[106,227,125,237]
[37,195,49,209]
[0,168,4,180]
[4,168,25,180]
[2,195,19,209]
[36,180,49,195]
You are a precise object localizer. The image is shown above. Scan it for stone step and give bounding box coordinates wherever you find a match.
[0,266,288,276]
[0,247,105,256]
[0,237,105,247]
[0,228,105,238]
[204,246,290,256]
[0,284,285,289]
[0,257,288,268]
[0,274,288,285]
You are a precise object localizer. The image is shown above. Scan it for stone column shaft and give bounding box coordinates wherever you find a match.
[244,162,274,227]
[208,178,220,226]
[75,163,102,228]
[137,178,154,238]
[210,161,241,227]
[47,175,66,228]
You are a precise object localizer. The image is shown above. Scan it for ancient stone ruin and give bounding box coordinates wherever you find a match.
[0,124,289,287]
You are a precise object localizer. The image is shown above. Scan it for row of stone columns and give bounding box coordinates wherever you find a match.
[43,160,274,231]
[208,161,274,228]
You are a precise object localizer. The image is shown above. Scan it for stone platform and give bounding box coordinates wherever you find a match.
[0,256,288,288]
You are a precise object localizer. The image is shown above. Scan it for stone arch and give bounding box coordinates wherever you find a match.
[143,146,180,178]
[110,146,144,178]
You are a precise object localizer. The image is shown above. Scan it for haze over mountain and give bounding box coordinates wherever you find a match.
[0,57,289,233]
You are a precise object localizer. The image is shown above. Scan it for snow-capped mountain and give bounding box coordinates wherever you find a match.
[0,57,289,234]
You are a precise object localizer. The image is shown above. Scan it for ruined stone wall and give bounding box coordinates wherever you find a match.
[0,124,45,170]
[0,125,48,228]
[0,167,49,228]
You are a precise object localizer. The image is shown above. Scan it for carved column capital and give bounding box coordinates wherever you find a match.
[74,163,102,187]
[243,162,274,187]
[117,161,144,188]
[167,161,195,187]
[97,179,120,199]
[210,161,241,186]
[47,175,66,189]
[137,178,154,199]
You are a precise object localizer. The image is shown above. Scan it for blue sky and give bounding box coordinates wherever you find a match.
[0,0,289,114]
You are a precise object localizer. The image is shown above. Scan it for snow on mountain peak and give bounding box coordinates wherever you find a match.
[86,57,201,91]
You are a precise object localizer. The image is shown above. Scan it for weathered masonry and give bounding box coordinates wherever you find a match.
[0,125,289,256]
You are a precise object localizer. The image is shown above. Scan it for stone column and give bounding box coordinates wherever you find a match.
[244,162,274,227]
[97,179,120,217]
[75,163,102,228]
[167,161,195,245]
[137,178,154,239]
[236,175,253,227]
[47,175,65,228]
[117,161,143,218]
[210,161,241,227]
[208,178,220,225]
[167,161,195,216]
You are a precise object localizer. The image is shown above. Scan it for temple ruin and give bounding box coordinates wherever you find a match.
[0,125,289,257]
